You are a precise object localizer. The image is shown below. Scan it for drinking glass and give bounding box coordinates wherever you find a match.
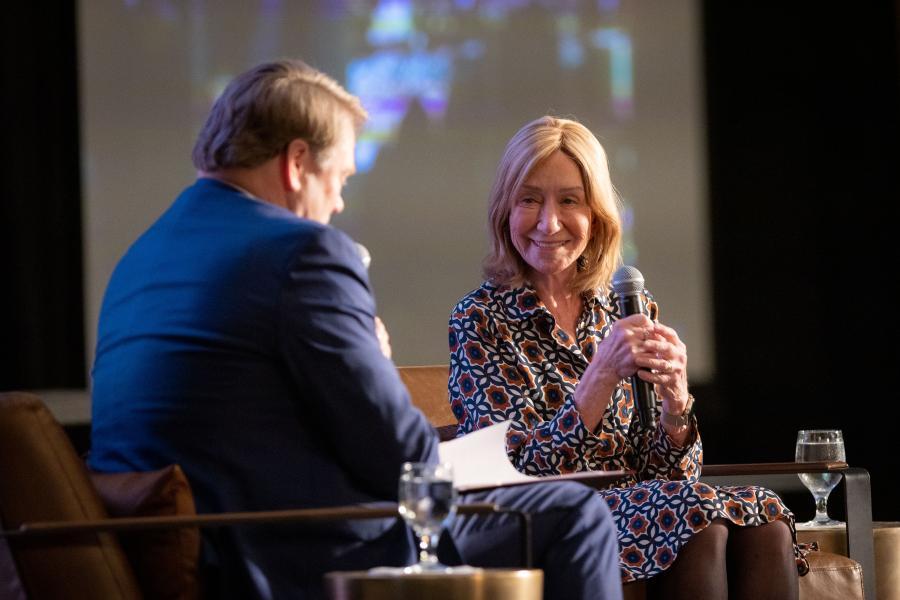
[398,462,457,572]
[795,429,846,527]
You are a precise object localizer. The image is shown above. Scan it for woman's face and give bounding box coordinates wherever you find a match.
[509,150,593,283]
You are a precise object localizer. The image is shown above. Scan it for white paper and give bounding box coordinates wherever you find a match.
[438,420,631,493]
[438,421,534,491]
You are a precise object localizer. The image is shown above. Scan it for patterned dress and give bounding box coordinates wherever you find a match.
[448,281,806,582]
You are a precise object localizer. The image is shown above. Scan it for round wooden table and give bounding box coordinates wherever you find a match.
[325,567,543,600]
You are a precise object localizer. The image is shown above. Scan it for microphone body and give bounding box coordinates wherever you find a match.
[611,266,657,430]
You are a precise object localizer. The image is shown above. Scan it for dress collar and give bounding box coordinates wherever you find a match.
[495,282,612,323]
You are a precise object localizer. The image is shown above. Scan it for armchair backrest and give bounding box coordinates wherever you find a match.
[0,392,142,599]
[397,365,457,440]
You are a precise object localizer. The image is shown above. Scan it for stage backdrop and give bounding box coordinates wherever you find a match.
[78,0,712,381]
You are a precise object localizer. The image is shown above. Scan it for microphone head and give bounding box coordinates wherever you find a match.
[355,242,371,270]
[611,265,644,295]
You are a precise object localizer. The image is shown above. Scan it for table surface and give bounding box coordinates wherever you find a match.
[326,567,541,579]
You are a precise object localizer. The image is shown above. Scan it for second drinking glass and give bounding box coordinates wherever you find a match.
[795,429,846,527]
[398,462,457,572]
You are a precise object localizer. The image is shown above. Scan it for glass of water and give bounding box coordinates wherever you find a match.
[398,462,457,572]
[795,429,846,527]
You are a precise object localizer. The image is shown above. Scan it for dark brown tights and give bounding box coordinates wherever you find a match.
[647,519,798,600]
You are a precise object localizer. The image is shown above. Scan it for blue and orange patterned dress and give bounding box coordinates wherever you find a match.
[448,281,806,582]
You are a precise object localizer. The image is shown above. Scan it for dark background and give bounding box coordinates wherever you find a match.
[2,2,898,520]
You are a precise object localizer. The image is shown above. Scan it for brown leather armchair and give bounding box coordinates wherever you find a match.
[0,392,501,599]
[398,365,872,600]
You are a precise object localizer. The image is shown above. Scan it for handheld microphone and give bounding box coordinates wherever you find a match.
[355,242,371,270]
[611,265,657,430]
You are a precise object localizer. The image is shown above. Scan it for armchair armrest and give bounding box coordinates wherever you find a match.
[2,502,540,572]
[702,461,847,476]
[0,502,501,538]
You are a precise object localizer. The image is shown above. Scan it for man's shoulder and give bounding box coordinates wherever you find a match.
[118,179,361,285]
[182,178,357,257]
[278,220,359,266]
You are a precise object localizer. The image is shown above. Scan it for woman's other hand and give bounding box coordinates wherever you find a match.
[637,322,692,444]
[637,322,689,417]
[574,313,655,430]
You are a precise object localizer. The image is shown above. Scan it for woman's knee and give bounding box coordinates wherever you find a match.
[726,520,799,599]
[685,518,730,557]
[729,518,794,558]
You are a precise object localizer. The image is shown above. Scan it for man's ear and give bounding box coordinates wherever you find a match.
[283,138,312,192]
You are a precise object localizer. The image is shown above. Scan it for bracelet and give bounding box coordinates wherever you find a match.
[660,393,694,429]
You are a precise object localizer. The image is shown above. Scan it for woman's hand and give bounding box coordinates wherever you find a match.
[636,322,689,417]
[374,316,392,360]
[574,313,656,430]
[636,322,691,443]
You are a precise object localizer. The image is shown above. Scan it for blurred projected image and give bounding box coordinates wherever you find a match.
[345,0,633,175]
[122,0,641,260]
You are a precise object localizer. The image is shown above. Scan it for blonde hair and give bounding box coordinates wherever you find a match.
[192,59,367,171]
[483,116,623,293]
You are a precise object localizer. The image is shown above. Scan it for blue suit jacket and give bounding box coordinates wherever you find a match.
[89,178,437,598]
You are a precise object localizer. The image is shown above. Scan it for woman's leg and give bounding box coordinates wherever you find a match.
[726,519,799,600]
[648,519,729,600]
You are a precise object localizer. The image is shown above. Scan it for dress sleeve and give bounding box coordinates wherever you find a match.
[278,225,438,499]
[636,414,703,481]
[449,300,602,476]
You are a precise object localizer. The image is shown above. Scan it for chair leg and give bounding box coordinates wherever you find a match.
[843,468,874,600]
[492,507,533,568]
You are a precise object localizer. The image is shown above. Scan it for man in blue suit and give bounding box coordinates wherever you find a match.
[89,59,621,600]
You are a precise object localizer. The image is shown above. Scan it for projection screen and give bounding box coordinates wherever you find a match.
[78,0,712,397]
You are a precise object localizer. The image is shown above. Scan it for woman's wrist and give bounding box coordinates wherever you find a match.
[660,393,694,428]
[660,393,694,446]
[573,381,615,432]
[661,420,691,447]
[573,359,620,431]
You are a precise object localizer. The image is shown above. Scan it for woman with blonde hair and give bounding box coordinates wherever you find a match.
[448,116,803,599]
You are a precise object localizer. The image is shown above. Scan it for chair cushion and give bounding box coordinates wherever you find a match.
[0,392,141,599]
[90,465,201,600]
[800,550,864,600]
[874,522,900,600]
